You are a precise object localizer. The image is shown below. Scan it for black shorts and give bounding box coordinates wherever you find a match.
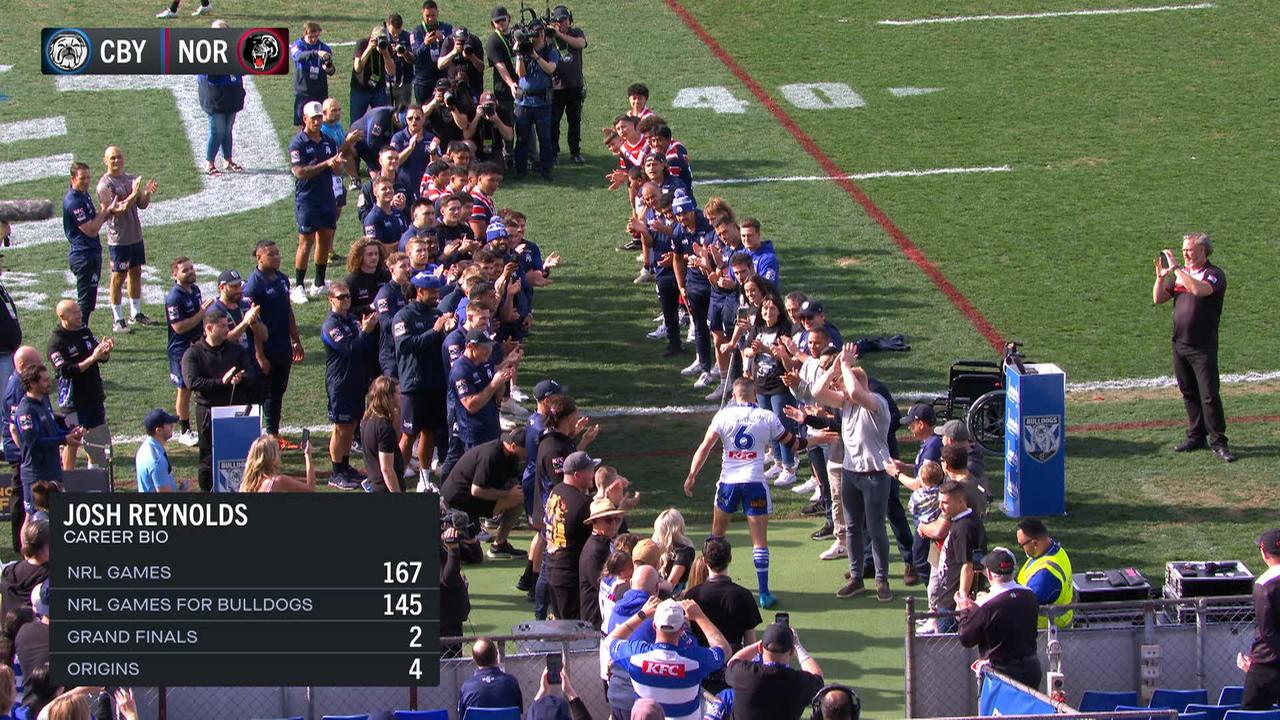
[400,389,446,435]
[328,388,364,424]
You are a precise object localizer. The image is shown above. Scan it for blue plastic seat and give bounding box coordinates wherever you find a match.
[1224,711,1280,720]
[1149,688,1209,711]
[1182,714,1209,720]
[395,712,450,720]
[463,708,521,720]
[1186,703,1242,720]
[1080,690,1140,712]
[1220,687,1245,706]
[323,716,370,720]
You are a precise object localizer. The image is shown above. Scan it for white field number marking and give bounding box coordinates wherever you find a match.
[673,82,933,113]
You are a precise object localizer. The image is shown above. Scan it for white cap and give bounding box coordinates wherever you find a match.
[303,100,324,118]
[654,599,685,632]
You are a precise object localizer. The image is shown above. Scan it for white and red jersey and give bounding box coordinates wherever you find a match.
[710,403,785,485]
[470,189,496,227]
[618,136,648,169]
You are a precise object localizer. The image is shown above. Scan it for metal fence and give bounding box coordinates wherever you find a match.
[121,628,606,720]
[904,595,1256,718]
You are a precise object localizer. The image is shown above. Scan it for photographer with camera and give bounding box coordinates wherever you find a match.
[290,21,335,126]
[458,91,515,166]
[513,20,560,180]
[441,521,481,657]
[411,1,453,105]
[425,77,466,148]
[441,426,528,560]
[384,14,415,108]
[549,5,587,166]
[350,25,397,124]
[440,26,487,101]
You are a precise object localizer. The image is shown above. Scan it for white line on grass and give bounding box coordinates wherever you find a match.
[879,2,1214,26]
[0,153,74,187]
[889,87,943,97]
[0,116,68,145]
[0,65,12,73]
[695,165,1012,186]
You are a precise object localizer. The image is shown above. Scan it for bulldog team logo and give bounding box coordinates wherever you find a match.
[45,29,92,74]
[1022,415,1062,463]
[238,29,285,75]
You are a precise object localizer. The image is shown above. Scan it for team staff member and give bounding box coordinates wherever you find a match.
[958,548,1043,690]
[410,1,453,105]
[1241,529,1280,709]
[3,347,41,548]
[361,377,404,492]
[243,241,302,440]
[375,252,413,379]
[321,281,379,490]
[442,328,518,480]
[96,146,159,333]
[363,178,411,253]
[211,270,266,381]
[165,258,214,448]
[135,409,184,492]
[182,309,263,492]
[48,300,112,470]
[549,5,587,165]
[1014,518,1074,628]
[290,21,335,126]
[1153,232,1234,462]
[63,161,126,326]
[14,365,84,510]
[290,101,361,304]
[441,427,527,559]
[394,271,455,490]
[391,106,437,202]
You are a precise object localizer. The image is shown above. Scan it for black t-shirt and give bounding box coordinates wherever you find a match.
[351,39,389,92]
[361,415,404,492]
[427,104,463,147]
[685,576,762,649]
[1,561,48,615]
[48,325,106,415]
[542,482,592,579]
[535,428,577,497]
[958,585,1042,664]
[15,620,50,703]
[484,31,516,102]
[941,510,987,605]
[1172,262,1227,347]
[440,35,486,99]
[725,659,825,720]
[442,439,520,512]
[345,267,392,316]
[552,28,586,89]
[578,533,613,628]
[661,543,696,587]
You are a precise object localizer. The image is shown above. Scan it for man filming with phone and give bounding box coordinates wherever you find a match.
[181,308,263,491]
[1153,232,1233,462]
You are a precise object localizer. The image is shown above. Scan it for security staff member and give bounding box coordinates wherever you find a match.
[14,365,83,511]
[1241,529,1280,710]
[393,271,455,489]
[321,280,379,489]
[63,161,125,325]
[1153,232,1233,462]
[1015,518,1074,628]
[182,309,263,491]
[958,548,1043,690]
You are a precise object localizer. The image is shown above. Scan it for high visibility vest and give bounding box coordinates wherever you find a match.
[1017,543,1074,628]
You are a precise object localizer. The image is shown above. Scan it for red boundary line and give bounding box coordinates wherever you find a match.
[663,0,1007,352]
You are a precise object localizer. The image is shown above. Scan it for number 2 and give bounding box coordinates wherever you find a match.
[733,425,754,450]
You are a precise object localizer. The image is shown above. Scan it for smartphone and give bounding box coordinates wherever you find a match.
[1157,252,1170,270]
[300,428,311,452]
[775,612,790,626]
[545,653,563,685]
[736,306,754,321]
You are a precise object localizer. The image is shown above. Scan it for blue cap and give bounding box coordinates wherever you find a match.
[485,218,509,243]
[410,271,443,290]
[144,408,181,434]
[672,192,696,215]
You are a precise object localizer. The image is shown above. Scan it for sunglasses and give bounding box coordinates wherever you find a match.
[331,294,351,300]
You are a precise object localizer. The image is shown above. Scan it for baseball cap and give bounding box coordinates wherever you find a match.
[410,271,443,290]
[550,5,571,21]
[144,408,181,434]
[302,100,324,118]
[672,193,696,215]
[217,269,243,286]
[435,77,453,91]
[491,6,510,20]
[653,599,685,632]
[901,402,937,428]
[465,327,495,346]
[534,379,563,401]
[1259,529,1280,556]
[935,419,971,441]
[485,218,509,242]
[632,539,662,566]
[797,300,825,318]
[32,579,50,618]
[562,450,601,475]
[761,622,795,654]
[982,547,1018,576]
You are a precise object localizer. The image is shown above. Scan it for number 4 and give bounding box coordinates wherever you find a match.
[410,658,422,680]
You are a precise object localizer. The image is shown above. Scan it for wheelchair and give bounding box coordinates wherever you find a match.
[929,343,1026,456]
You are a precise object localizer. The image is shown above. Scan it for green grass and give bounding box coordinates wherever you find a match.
[3,1,1279,717]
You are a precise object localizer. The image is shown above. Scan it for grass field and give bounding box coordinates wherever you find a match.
[2,1,1278,717]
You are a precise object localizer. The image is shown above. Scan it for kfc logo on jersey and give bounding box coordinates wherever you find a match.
[725,450,758,460]
[641,660,687,678]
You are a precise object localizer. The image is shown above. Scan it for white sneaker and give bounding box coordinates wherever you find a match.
[175,429,199,447]
[647,325,668,340]
[773,466,798,487]
[192,3,210,15]
[417,470,439,494]
[635,253,646,263]
[509,385,530,403]
[652,313,664,323]
[810,484,823,502]
[499,416,516,431]
[680,360,702,377]
[289,285,309,305]
[693,372,718,389]
[633,268,654,284]
[764,461,783,479]
[502,398,530,419]
[792,477,817,494]
[686,324,697,343]
[819,541,847,560]
[155,7,178,18]
[307,281,329,299]
[678,312,690,327]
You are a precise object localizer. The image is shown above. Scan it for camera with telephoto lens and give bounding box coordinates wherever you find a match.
[480,103,496,118]
[512,25,535,55]
[374,27,390,51]
[451,27,471,61]
[443,91,457,109]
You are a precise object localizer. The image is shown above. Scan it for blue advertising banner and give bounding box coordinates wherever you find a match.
[210,405,261,492]
[1004,362,1067,517]
[979,669,1060,716]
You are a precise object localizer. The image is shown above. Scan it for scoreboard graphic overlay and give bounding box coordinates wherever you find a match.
[42,27,289,75]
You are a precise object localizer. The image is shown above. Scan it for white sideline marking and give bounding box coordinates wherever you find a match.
[0,116,68,145]
[0,153,75,187]
[695,165,1012,186]
[6,74,290,250]
[0,65,11,73]
[889,87,943,97]
[329,41,356,47]
[1067,369,1280,393]
[879,3,1214,26]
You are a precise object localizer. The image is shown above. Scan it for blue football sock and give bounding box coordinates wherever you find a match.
[753,547,770,595]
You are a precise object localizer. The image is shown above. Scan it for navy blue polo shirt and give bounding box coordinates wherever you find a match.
[374,281,407,378]
[675,211,715,293]
[165,283,203,359]
[449,355,498,444]
[289,130,339,210]
[390,128,435,200]
[62,188,101,257]
[14,394,65,484]
[352,106,396,164]
[243,269,293,356]
[796,322,844,354]
[2,372,23,464]
[915,434,943,470]
[646,209,683,280]
[321,311,369,396]
[458,667,523,720]
[363,205,410,246]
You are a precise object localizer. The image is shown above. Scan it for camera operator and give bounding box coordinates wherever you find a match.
[485,7,519,162]
[290,21,335,126]
[350,25,396,123]
[441,523,481,657]
[549,5,587,165]
[424,77,466,148]
[385,14,415,108]
[411,1,453,105]
[513,21,560,180]
[440,26,486,101]
[457,91,514,166]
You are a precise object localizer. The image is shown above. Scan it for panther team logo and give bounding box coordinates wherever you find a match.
[45,29,92,74]
[1022,415,1062,463]
[237,28,286,75]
